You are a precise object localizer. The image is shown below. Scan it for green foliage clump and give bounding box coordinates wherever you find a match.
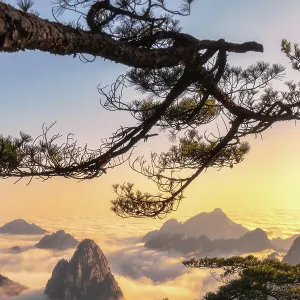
[159,129,250,170]
[132,96,220,130]
[0,133,30,172]
[184,255,300,300]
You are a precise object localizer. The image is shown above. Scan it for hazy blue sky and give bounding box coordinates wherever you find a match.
[2,0,300,139]
[1,0,300,218]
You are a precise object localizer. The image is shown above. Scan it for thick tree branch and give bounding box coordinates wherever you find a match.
[0,3,263,69]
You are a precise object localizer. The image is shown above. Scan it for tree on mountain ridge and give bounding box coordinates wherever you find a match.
[0,0,300,218]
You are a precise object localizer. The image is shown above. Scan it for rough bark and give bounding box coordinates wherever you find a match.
[0,3,263,69]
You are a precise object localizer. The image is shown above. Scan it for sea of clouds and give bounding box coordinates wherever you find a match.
[0,210,297,300]
[0,216,221,300]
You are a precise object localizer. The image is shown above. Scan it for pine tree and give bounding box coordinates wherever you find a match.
[0,1,300,217]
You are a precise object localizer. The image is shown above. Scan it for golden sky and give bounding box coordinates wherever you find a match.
[1,120,300,219]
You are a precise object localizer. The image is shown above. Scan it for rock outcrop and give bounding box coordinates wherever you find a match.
[45,239,124,300]
[0,274,28,297]
[142,208,249,243]
[0,219,48,235]
[36,230,79,250]
[283,236,300,265]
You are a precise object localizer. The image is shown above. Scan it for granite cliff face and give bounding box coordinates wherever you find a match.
[45,239,123,300]
[283,236,300,265]
[0,219,48,235]
[0,274,28,297]
[36,230,79,250]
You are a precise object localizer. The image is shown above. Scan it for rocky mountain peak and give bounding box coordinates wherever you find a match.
[45,239,123,300]
[71,239,111,279]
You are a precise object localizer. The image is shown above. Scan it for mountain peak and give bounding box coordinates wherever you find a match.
[45,239,123,300]
[36,230,79,250]
[181,208,248,239]
[9,219,27,224]
[56,229,66,234]
[142,208,249,242]
[242,228,268,238]
[77,238,97,249]
[0,219,48,235]
[159,218,182,234]
[211,208,225,215]
[253,228,266,234]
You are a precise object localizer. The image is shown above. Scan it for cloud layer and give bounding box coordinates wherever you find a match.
[0,217,220,300]
[0,212,290,300]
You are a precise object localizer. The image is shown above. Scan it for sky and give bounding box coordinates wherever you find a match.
[1,0,300,219]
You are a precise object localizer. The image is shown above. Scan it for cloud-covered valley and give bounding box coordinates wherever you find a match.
[0,216,220,300]
[0,209,294,300]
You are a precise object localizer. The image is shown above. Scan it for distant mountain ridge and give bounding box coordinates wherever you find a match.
[0,219,48,235]
[142,208,249,243]
[145,227,272,255]
[45,239,124,300]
